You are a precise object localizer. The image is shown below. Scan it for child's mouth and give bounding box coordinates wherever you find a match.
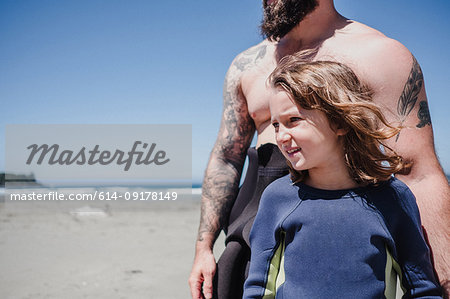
[286,148,301,155]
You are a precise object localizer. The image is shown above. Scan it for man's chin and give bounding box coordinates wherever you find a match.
[260,0,319,41]
[261,22,297,42]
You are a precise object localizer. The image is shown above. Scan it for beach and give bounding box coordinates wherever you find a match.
[0,186,407,299]
[0,188,225,299]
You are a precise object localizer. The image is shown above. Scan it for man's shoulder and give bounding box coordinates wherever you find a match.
[340,21,412,66]
[333,21,415,103]
[229,40,274,74]
[361,36,411,68]
[224,40,275,96]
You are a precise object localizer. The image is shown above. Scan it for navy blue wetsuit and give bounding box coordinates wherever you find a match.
[244,176,442,298]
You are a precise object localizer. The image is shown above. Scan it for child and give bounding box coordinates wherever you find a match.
[243,57,442,298]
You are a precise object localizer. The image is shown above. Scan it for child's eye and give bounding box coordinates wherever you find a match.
[290,117,302,122]
[272,122,279,131]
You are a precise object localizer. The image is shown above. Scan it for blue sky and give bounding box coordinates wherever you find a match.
[1,0,449,183]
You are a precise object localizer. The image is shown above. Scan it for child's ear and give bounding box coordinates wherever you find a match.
[336,127,349,136]
[331,121,349,136]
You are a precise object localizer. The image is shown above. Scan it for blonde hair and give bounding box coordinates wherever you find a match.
[270,56,407,185]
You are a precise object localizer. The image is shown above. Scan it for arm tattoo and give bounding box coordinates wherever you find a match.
[397,56,423,120]
[217,76,255,159]
[395,56,424,141]
[198,168,241,241]
[416,101,431,128]
[216,44,265,160]
[197,45,264,241]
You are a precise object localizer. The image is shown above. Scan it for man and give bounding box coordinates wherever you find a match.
[189,0,450,298]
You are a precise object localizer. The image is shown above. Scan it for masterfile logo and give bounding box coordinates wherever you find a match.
[5,124,191,183]
[26,141,170,171]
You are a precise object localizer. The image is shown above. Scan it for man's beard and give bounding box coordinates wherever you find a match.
[261,0,319,41]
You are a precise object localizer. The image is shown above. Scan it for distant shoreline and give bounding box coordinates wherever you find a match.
[0,172,202,188]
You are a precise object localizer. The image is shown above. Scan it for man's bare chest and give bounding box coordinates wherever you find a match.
[241,68,274,130]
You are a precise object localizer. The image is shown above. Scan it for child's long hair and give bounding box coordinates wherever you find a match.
[270,56,407,185]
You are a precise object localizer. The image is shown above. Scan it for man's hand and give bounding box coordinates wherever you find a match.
[189,247,217,299]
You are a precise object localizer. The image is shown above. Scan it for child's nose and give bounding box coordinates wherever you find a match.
[277,127,291,143]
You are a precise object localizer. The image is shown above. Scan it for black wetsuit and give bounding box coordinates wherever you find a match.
[213,143,289,299]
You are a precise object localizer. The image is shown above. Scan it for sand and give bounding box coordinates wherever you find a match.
[0,189,405,299]
[0,194,225,299]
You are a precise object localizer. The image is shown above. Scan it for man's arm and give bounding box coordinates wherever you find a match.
[189,44,269,298]
[365,40,450,296]
[392,63,450,296]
